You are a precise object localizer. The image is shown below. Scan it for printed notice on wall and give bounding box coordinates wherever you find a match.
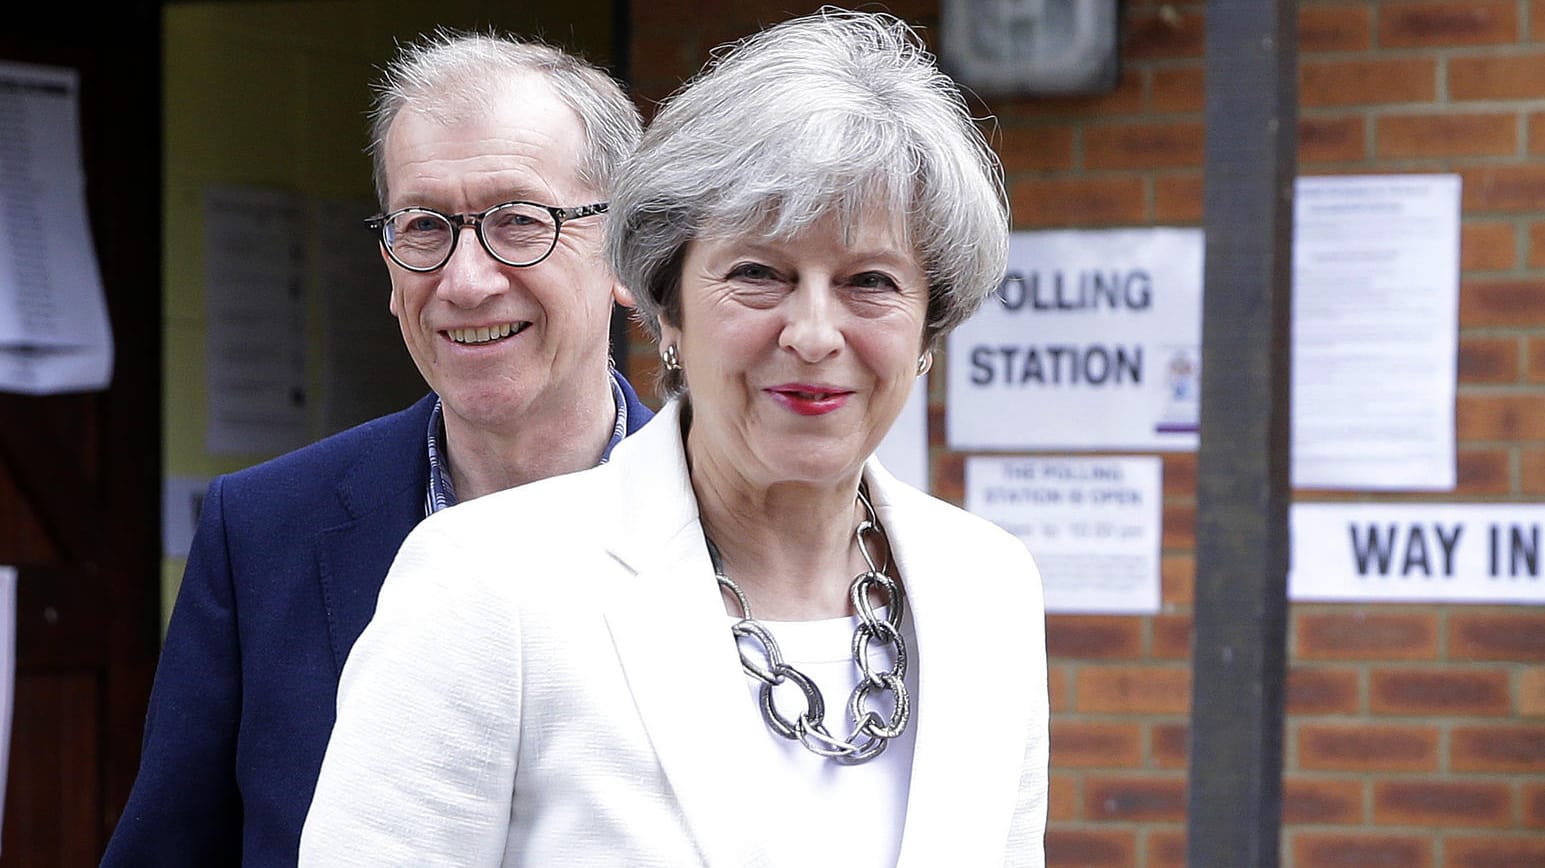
[966,455,1161,614]
[1291,503,1545,605]
[0,61,114,394]
[947,228,1202,452]
[204,186,310,456]
[1293,175,1459,490]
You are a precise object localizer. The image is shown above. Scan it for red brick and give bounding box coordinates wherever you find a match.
[1455,394,1545,442]
[1376,113,1516,159]
[1300,116,1366,164]
[1284,776,1365,825]
[1462,221,1517,271]
[1145,828,1187,868]
[1049,664,1071,713]
[1085,121,1204,170]
[1300,58,1437,108]
[1521,666,1545,715]
[1373,779,1512,827]
[1445,837,1545,868]
[1290,832,1433,868]
[1526,782,1545,826]
[1162,502,1194,549]
[1457,336,1521,382]
[1536,0,1545,40]
[1369,668,1510,716]
[1299,4,1374,52]
[1084,775,1186,821]
[1287,667,1362,715]
[1297,723,1439,772]
[1455,448,1513,495]
[992,68,1145,121]
[1151,721,1188,768]
[1010,176,1146,228]
[1161,553,1195,606]
[1077,665,1191,714]
[1149,66,1204,114]
[1153,173,1203,224]
[1050,720,1144,768]
[1531,112,1545,155]
[1533,339,1545,381]
[1162,453,1196,495]
[996,124,1077,173]
[1461,165,1545,214]
[1150,615,1191,660]
[1527,221,1545,266]
[1046,615,1143,660]
[1451,724,1545,771]
[1379,1,1519,47]
[1451,53,1545,100]
[1459,278,1545,327]
[1295,610,1439,660]
[1124,8,1205,60]
[1045,828,1136,866]
[1049,771,1080,821]
[1453,613,1545,661]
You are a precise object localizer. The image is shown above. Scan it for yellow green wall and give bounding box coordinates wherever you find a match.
[161,1,617,629]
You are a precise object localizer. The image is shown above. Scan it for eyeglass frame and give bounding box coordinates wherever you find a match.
[364,200,609,273]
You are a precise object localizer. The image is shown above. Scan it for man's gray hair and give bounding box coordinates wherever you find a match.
[369,29,643,208]
[606,8,1010,395]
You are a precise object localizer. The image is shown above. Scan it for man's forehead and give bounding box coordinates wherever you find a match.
[382,74,592,207]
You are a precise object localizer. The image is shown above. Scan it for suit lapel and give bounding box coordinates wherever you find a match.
[601,402,781,868]
[867,465,1033,866]
[318,395,435,674]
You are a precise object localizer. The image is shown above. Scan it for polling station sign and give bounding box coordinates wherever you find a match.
[947,228,1203,451]
[1291,503,1545,605]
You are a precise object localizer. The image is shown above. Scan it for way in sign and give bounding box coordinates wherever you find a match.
[1350,522,1542,579]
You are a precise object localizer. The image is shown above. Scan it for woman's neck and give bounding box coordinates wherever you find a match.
[689,447,868,621]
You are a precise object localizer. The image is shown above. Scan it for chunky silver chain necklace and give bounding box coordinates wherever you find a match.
[706,485,911,765]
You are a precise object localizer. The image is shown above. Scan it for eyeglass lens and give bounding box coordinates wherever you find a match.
[383,203,559,269]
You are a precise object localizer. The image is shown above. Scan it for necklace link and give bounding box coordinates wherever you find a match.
[707,484,911,765]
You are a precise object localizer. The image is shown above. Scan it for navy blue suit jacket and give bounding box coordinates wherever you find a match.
[103,382,653,867]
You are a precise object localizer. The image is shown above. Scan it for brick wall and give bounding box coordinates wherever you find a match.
[628,2,1545,865]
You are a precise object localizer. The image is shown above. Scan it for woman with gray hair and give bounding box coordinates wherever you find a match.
[301,10,1047,866]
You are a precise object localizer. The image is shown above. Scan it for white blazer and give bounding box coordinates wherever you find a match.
[300,400,1048,867]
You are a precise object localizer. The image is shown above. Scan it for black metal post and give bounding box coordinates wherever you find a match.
[1186,1,1297,865]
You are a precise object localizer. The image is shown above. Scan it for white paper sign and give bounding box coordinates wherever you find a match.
[0,62,114,394]
[1292,175,1459,490]
[1291,503,1545,604]
[874,377,929,491]
[203,186,311,455]
[966,455,1162,614]
[947,228,1202,451]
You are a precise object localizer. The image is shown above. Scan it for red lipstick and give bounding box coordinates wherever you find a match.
[766,384,851,416]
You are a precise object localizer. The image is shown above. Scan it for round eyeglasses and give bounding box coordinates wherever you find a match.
[365,201,608,272]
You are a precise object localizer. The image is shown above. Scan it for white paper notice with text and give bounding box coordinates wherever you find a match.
[1292,175,1459,490]
[966,455,1162,614]
[0,62,113,394]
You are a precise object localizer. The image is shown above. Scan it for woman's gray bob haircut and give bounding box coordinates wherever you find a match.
[368,29,642,209]
[607,9,1009,386]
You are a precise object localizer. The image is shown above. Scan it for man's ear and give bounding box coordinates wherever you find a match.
[384,246,402,317]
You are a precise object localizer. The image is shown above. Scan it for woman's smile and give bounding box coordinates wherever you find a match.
[765,384,853,416]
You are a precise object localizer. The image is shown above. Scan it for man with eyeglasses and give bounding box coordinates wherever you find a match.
[104,32,651,866]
